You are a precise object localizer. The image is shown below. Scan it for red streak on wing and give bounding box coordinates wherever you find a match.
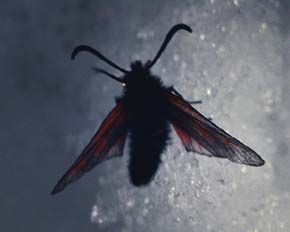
[167,93,225,133]
[106,133,127,157]
[51,101,128,195]
[173,123,212,156]
[70,156,89,174]
[166,93,265,166]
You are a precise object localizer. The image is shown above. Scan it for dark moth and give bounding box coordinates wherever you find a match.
[51,24,264,195]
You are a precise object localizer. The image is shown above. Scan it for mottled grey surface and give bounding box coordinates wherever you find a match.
[1,0,290,231]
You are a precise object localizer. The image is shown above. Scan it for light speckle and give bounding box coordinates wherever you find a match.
[233,0,239,7]
[144,197,149,204]
[173,54,179,61]
[126,200,134,208]
[206,87,212,96]
[259,22,268,33]
[241,166,247,174]
[91,205,98,218]
[232,182,238,190]
[136,30,154,40]
[242,124,248,130]
[261,22,267,29]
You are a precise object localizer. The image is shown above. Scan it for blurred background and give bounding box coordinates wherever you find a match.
[1,0,290,231]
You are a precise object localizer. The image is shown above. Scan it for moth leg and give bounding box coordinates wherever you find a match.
[169,87,183,98]
[188,100,203,104]
[92,67,125,84]
[170,87,202,105]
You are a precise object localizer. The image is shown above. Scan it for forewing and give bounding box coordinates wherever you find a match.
[51,101,128,194]
[167,93,265,166]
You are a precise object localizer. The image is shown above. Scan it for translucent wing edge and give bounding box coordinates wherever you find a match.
[51,102,128,195]
[167,93,265,167]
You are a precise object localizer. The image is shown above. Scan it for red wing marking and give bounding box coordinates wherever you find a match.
[173,125,212,156]
[51,101,128,194]
[167,93,265,166]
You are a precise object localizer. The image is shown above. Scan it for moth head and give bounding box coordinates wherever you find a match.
[130,61,144,72]
[130,61,151,75]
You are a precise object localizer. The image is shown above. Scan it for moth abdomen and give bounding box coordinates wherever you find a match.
[128,119,170,186]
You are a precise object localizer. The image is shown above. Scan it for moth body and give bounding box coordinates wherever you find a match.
[120,61,171,185]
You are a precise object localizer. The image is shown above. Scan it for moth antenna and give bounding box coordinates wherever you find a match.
[92,67,126,84]
[71,45,129,74]
[147,24,192,69]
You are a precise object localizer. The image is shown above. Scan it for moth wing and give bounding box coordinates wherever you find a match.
[51,101,128,194]
[167,93,265,166]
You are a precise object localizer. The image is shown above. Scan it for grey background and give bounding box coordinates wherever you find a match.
[1,0,290,231]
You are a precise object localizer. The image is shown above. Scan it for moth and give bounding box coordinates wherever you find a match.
[51,24,264,195]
